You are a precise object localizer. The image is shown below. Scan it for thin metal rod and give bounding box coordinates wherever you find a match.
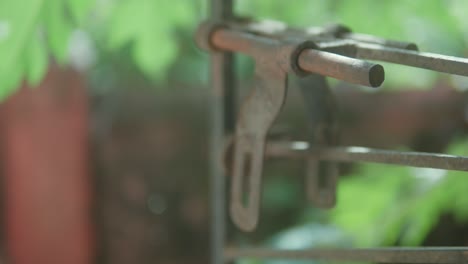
[266,141,468,171]
[298,49,384,87]
[210,1,234,264]
[356,43,468,77]
[224,247,468,263]
[342,32,418,50]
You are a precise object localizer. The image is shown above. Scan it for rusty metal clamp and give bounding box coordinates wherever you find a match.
[236,19,468,212]
[197,21,321,231]
[196,18,468,232]
[225,20,389,210]
[196,20,384,232]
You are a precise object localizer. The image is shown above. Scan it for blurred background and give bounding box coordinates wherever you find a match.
[1,0,468,263]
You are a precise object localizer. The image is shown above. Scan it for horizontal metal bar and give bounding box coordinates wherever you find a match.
[224,247,468,263]
[231,20,418,51]
[356,43,468,77]
[342,32,419,50]
[266,141,468,171]
[211,28,384,87]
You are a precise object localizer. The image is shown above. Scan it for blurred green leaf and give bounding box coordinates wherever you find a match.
[337,1,403,39]
[0,0,83,97]
[107,0,146,51]
[237,0,335,26]
[44,0,73,64]
[330,164,415,246]
[1,0,467,98]
[68,0,95,25]
[106,0,196,80]
[327,138,468,247]
[133,31,177,78]
[26,35,48,86]
[0,0,44,98]
[448,0,468,45]
[0,58,24,100]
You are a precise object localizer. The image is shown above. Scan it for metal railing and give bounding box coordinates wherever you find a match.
[201,1,468,263]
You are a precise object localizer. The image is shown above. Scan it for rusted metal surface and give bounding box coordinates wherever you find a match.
[225,19,468,77]
[198,11,468,264]
[266,141,468,171]
[223,39,316,231]
[198,20,385,232]
[210,27,385,87]
[298,49,384,87]
[198,7,468,263]
[199,22,322,232]
[224,247,468,263]
[229,64,288,231]
[197,18,468,233]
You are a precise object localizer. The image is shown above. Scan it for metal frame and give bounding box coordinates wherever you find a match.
[209,1,234,264]
[205,1,468,263]
[225,247,468,263]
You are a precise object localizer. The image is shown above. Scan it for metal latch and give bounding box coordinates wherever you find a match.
[196,19,468,232]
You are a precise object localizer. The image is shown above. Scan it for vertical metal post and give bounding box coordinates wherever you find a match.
[210,1,235,264]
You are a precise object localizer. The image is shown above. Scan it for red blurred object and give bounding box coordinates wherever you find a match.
[1,66,94,264]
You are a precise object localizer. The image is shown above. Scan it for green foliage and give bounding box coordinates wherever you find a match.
[1,0,468,97]
[331,164,423,246]
[0,0,94,99]
[68,0,94,24]
[0,0,45,98]
[236,0,335,27]
[0,0,203,99]
[26,35,48,85]
[106,0,197,80]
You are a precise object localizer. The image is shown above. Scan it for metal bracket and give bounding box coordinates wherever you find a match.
[229,62,287,232]
[197,22,318,231]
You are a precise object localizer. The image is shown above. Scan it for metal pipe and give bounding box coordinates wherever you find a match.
[266,141,468,171]
[298,49,384,87]
[356,43,468,77]
[210,1,234,264]
[224,247,468,263]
